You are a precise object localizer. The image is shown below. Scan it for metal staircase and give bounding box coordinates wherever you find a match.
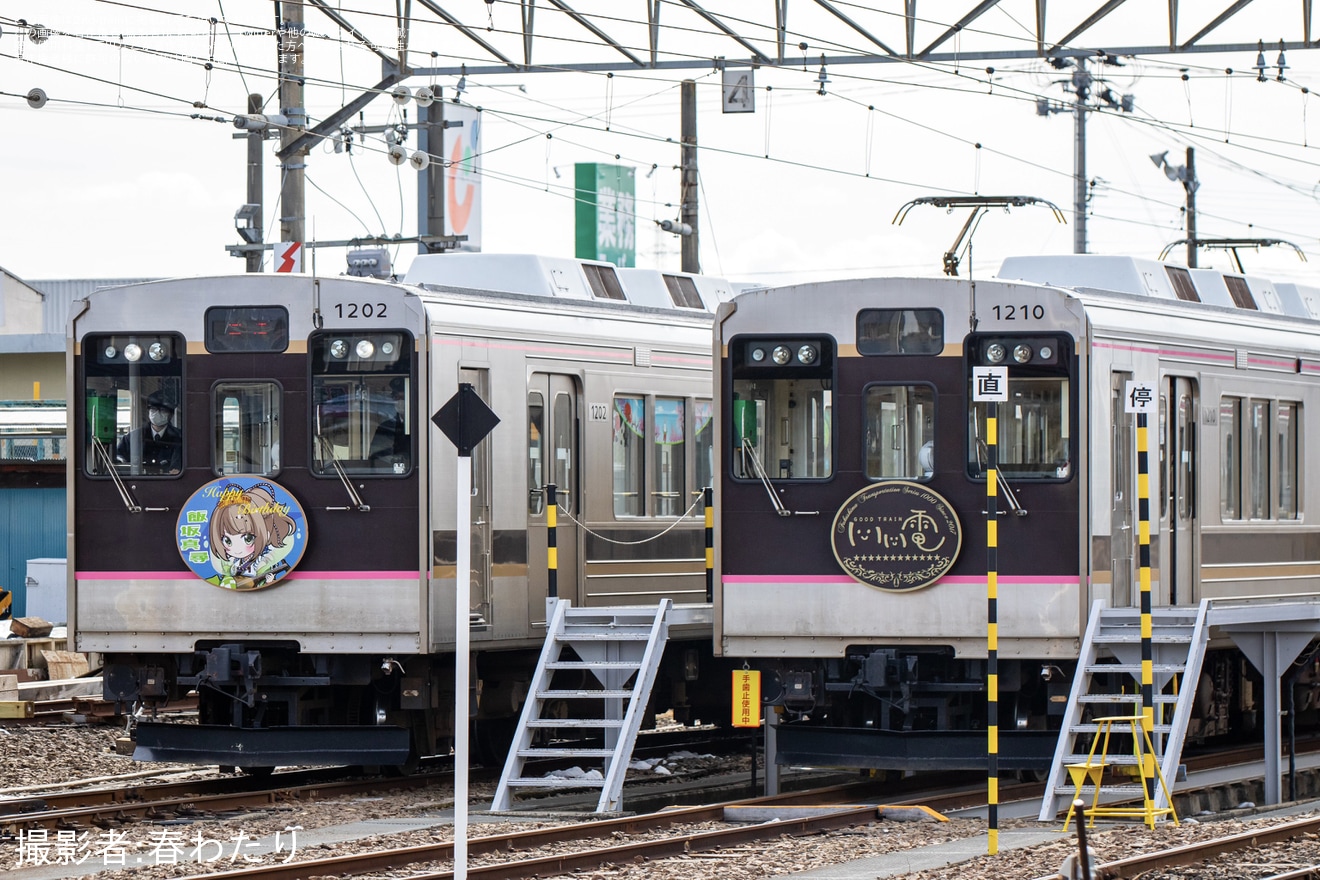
[491,598,672,814]
[1039,600,1211,822]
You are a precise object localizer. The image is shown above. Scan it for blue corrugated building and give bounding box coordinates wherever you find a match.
[0,272,152,620]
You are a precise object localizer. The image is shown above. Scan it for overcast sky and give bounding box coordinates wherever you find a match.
[3,1,1320,286]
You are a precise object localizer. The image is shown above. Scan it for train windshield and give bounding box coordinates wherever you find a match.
[309,331,413,477]
[83,334,185,477]
[729,337,834,482]
[968,376,1071,479]
[965,335,1071,480]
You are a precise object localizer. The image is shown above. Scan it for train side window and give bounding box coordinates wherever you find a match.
[653,398,685,516]
[1277,402,1300,520]
[694,399,713,494]
[83,334,184,478]
[1248,399,1270,520]
[1220,397,1241,520]
[1158,392,1169,521]
[553,392,574,514]
[864,384,935,480]
[528,392,545,515]
[613,396,645,516]
[213,382,281,476]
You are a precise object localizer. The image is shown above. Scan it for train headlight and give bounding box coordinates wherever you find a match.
[381,341,396,356]
[123,343,143,363]
[771,345,792,365]
[355,339,375,359]
[750,347,766,363]
[798,344,818,365]
[1012,343,1033,364]
[1039,345,1054,360]
[985,343,1006,364]
[148,342,167,361]
[103,345,118,360]
[329,339,348,358]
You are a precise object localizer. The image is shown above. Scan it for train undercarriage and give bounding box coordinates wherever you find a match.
[761,642,1316,773]
[105,638,726,770]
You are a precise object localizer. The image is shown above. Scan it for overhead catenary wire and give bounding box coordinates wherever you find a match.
[4,3,1320,279]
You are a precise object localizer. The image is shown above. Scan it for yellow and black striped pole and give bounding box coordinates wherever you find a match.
[547,483,559,599]
[986,403,999,855]
[704,487,714,602]
[1137,411,1155,800]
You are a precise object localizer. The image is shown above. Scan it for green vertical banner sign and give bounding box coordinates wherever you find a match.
[575,163,636,267]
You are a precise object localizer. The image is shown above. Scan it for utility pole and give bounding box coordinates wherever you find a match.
[680,80,700,274]
[417,88,447,255]
[1071,59,1089,255]
[278,4,306,247]
[244,93,264,273]
[1150,148,1200,266]
[1184,147,1198,268]
[1038,57,1135,255]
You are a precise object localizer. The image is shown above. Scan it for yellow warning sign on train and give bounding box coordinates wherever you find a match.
[733,670,761,728]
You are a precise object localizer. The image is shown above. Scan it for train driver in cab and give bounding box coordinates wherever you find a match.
[116,389,182,474]
[369,376,410,470]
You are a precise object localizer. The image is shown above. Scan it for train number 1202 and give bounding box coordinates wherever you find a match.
[992,304,1045,321]
[333,302,388,319]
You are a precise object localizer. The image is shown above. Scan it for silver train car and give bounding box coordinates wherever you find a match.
[69,254,731,768]
[714,254,1320,771]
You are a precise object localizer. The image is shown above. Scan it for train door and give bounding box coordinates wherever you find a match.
[1110,373,1135,607]
[462,368,494,629]
[1161,377,1198,605]
[527,373,581,620]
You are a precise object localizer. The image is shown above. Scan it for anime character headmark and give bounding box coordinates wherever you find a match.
[207,483,297,590]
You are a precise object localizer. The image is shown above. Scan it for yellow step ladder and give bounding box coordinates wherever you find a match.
[1063,714,1179,830]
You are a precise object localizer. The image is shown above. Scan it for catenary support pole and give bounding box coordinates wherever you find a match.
[278,4,306,247]
[680,80,700,273]
[245,93,264,273]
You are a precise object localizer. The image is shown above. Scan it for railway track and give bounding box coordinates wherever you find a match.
[97,782,968,880]
[0,767,447,834]
[1032,812,1320,879]
[0,727,753,834]
[9,730,1320,879]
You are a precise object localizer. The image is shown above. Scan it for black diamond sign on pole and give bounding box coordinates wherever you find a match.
[432,383,500,455]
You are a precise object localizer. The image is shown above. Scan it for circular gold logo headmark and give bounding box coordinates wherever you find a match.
[831,481,962,592]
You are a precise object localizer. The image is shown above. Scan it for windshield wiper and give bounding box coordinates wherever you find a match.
[317,433,370,512]
[740,438,788,516]
[91,437,169,513]
[92,437,142,513]
[972,420,1028,517]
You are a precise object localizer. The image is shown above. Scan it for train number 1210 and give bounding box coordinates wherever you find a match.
[333,302,388,319]
[992,304,1045,321]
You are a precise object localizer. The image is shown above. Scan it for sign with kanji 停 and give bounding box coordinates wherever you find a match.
[732,670,761,728]
[1125,381,1155,413]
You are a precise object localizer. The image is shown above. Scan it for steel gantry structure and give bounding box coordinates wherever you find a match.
[251,1,1320,268]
